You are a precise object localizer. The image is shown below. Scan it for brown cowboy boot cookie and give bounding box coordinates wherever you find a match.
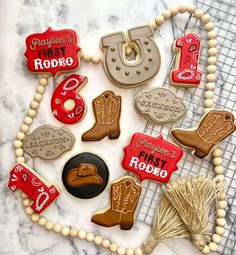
[91,176,142,230]
[82,91,121,141]
[171,109,236,158]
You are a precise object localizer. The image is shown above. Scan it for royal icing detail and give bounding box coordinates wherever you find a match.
[122,133,183,183]
[23,125,75,160]
[171,34,202,87]
[51,74,87,124]
[8,163,60,213]
[25,27,80,76]
[101,25,161,88]
[134,88,186,124]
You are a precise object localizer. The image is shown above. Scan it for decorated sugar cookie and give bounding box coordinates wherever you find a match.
[25,27,80,76]
[134,87,186,124]
[23,124,75,160]
[91,176,142,230]
[171,109,236,159]
[51,74,87,124]
[8,163,60,213]
[82,91,121,141]
[62,152,109,199]
[101,25,161,88]
[170,33,202,87]
[122,133,183,183]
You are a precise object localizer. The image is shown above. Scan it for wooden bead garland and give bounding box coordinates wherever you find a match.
[12,4,227,255]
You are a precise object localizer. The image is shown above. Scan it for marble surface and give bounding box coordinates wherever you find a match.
[0,0,212,254]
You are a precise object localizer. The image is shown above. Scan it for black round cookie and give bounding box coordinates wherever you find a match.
[62,152,109,199]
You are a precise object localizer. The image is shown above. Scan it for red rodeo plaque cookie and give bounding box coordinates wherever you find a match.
[51,74,87,124]
[8,163,60,213]
[25,27,80,76]
[122,133,183,183]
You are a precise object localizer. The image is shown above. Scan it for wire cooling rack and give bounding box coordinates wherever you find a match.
[135,0,236,254]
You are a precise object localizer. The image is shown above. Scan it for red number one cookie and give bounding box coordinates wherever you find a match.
[8,163,60,213]
[122,133,183,183]
[170,34,202,87]
[51,74,87,124]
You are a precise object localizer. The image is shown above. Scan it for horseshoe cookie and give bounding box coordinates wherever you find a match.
[51,74,87,124]
[101,25,161,88]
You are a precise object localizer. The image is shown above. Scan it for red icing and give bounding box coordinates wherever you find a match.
[8,163,60,213]
[171,34,202,86]
[51,74,87,124]
[25,27,80,76]
[122,133,183,183]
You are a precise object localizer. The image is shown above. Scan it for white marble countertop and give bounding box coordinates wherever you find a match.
[0,0,213,254]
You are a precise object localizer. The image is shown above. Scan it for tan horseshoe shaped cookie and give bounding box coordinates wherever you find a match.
[101,25,161,88]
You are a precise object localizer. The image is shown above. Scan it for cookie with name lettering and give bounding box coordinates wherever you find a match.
[134,87,186,124]
[23,124,75,160]
[25,27,80,76]
[122,133,183,183]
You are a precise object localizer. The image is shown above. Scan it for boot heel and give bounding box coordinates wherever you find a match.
[120,222,133,230]
[109,131,120,139]
[193,148,208,159]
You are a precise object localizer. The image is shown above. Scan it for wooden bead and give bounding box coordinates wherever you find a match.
[201,14,211,24]
[92,56,101,65]
[209,242,218,252]
[219,192,226,200]
[204,91,214,99]
[117,246,126,255]
[83,53,92,62]
[155,15,164,25]
[194,9,204,19]
[36,85,46,94]
[30,101,40,110]
[21,192,27,198]
[207,31,216,40]
[162,10,171,20]
[61,226,70,236]
[212,234,222,244]
[27,109,37,118]
[187,4,197,14]
[102,239,110,248]
[16,157,25,163]
[20,124,30,133]
[69,228,78,237]
[22,198,30,207]
[215,226,225,236]
[216,174,224,183]
[25,206,34,215]
[14,140,23,149]
[110,243,118,252]
[170,7,178,16]
[149,20,157,30]
[94,235,103,245]
[16,132,25,140]
[125,47,132,55]
[45,221,54,230]
[205,22,214,31]
[31,213,40,222]
[53,224,62,233]
[206,82,215,90]
[38,217,47,226]
[42,73,50,79]
[78,229,87,239]
[208,57,217,65]
[208,39,217,48]
[206,74,216,82]
[217,209,226,218]
[218,200,227,209]
[215,166,224,175]
[134,248,143,255]
[206,65,216,74]
[216,218,226,227]
[24,116,33,125]
[178,4,187,13]
[33,93,43,102]
[202,245,210,254]
[208,48,217,57]
[212,148,222,157]
[86,232,95,242]
[213,157,223,166]
[204,99,213,108]
[39,78,48,86]
[15,148,24,157]
[126,247,134,255]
